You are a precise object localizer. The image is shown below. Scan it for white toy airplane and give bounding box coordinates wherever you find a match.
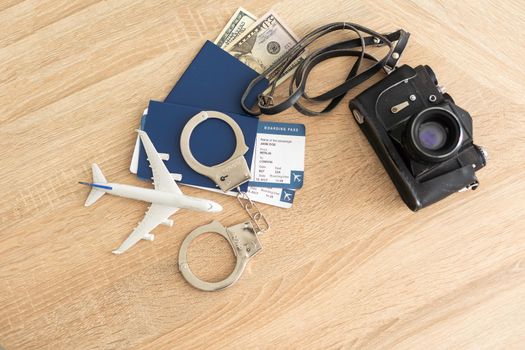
[79,130,222,255]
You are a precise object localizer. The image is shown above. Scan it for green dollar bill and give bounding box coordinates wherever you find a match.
[214,7,257,49]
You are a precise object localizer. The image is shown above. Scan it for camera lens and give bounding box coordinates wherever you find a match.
[408,107,463,162]
[418,121,447,150]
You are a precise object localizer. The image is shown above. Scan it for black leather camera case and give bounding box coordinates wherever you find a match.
[349,65,486,211]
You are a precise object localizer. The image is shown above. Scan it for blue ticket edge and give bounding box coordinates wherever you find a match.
[248,121,306,189]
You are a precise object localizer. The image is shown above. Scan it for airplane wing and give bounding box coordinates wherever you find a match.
[112,204,178,254]
[137,130,182,194]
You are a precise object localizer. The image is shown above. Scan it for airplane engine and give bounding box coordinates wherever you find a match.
[142,233,155,241]
[161,219,173,227]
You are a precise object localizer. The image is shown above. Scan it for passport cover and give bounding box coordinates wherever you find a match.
[165,40,268,114]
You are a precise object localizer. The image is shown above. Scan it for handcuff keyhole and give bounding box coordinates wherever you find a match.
[186,232,236,283]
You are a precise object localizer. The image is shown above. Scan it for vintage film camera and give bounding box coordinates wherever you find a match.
[349,65,487,211]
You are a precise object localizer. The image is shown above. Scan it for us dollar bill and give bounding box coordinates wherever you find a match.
[225,10,303,83]
[214,7,257,49]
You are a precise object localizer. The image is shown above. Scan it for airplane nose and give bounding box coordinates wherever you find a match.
[209,201,223,213]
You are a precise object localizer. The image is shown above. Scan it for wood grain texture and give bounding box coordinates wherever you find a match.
[1,0,524,349]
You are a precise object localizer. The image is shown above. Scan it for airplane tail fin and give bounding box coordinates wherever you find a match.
[92,163,107,183]
[83,164,108,206]
[85,187,105,206]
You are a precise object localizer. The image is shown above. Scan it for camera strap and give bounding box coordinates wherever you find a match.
[241,23,410,116]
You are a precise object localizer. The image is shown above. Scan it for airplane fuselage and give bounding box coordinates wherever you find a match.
[91,182,221,212]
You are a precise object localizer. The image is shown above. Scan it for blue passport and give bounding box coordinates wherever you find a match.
[165,40,268,114]
[136,41,268,192]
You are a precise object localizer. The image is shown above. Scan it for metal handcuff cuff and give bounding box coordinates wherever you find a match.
[178,111,269,291]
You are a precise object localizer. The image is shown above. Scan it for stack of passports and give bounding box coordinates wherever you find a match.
[136,40,268,192]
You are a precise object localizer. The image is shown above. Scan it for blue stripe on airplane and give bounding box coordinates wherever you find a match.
[79,182,112,190]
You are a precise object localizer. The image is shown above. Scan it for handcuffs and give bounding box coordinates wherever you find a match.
[178,220,261,291]
[179,111,251,192]
[178,111,269,292]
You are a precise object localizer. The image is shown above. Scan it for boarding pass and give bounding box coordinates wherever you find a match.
[249,122,305,189]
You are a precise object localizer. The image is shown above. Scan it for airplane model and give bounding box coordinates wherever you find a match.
[79,130,222,255]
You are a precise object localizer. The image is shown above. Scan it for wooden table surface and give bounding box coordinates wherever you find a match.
[1,1,524,349]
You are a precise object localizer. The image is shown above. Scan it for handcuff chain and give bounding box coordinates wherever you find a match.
[236,187,270,234]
